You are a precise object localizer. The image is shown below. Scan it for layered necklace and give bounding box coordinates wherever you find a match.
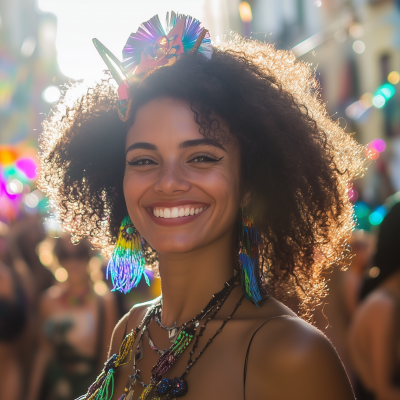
[80,275,242,400]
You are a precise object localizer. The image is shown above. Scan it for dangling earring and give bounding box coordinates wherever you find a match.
[239,212,262,306]
[107,215,150,294]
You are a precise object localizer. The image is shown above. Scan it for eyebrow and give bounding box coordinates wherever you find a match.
[125,138,225,155]
[179,138,226,151]
[125,142,158,154]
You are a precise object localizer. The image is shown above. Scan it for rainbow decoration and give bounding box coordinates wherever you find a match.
[0,144,44,222]
[93,11,212,122]
[106,215,150,293]
[239,216,262,306]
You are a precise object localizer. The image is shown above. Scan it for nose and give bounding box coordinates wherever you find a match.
[153,160,191,195]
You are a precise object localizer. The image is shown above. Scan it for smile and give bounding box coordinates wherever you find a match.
[152,205,207,219]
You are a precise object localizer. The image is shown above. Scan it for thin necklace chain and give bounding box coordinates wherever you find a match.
[154,275,238,333]
[130,281,240,398]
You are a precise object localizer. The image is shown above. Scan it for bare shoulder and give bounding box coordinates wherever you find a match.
[350,290,397,341]
[358,290,397,315]
[245,315,354,400]
[108,296,161,356]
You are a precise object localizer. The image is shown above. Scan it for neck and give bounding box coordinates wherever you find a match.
[158,231,236,327]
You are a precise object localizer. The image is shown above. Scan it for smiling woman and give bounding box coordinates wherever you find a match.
[38,11,365,400]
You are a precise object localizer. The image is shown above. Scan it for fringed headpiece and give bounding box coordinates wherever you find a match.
[93,12,212,122]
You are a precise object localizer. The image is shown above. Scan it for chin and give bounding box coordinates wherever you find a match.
[146,234,203,255]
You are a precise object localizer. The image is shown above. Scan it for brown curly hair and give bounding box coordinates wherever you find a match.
[38,34,366,319]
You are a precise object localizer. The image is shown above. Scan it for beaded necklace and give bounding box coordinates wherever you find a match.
[78,276,239,400]
[135,281,237,399]
[154,276,237,342]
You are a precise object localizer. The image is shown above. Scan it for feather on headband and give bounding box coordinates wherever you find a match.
[93,12,212,122]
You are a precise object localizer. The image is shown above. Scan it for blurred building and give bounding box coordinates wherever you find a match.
[247,0,400,228]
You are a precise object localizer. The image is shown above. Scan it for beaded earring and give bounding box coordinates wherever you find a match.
[107,215,150,294]
[239,213,263,306]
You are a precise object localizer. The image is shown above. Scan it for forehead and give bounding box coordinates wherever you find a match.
[126,98,203,146]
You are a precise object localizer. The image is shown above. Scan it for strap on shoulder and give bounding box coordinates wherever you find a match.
[243,315,295,400]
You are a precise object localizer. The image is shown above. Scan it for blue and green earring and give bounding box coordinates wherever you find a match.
[106,215,150,294]
[239,213,263,306]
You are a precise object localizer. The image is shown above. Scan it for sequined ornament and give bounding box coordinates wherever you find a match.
[93,11,212,122]
[239,215,263,306]
[107,215,149,294]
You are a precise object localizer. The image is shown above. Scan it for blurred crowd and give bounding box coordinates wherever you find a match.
[1,198,400,400]
[0,214,159,400]
[1,0,400,399]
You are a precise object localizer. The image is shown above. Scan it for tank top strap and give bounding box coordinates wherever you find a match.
[243,315,296,400]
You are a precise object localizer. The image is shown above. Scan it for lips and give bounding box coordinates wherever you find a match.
[152,205,207,219]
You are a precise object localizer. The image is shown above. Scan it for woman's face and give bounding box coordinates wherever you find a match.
[124,98,241,255]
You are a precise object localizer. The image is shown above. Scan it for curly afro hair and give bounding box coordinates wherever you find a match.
[38,34,366,319]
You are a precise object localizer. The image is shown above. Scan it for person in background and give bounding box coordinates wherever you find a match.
[343,230,374,318]
[0,220,34,400]
[0,260,27,400]
[349,202,400,400]
[28,236,118,400]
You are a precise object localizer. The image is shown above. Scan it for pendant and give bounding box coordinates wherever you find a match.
[168,327,178,342]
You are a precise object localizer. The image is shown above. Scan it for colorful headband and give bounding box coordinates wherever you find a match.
[93,12,212,122]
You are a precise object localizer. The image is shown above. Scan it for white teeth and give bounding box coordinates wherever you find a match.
[153,206,206,219]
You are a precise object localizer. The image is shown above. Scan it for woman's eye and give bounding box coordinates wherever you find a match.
[190,155,223,163]
[127,159,157,166]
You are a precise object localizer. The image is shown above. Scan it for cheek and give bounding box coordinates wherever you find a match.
[123,169,149,209]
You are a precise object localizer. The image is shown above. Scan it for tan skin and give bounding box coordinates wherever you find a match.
[107,97,354,400]
[349,269,400,400]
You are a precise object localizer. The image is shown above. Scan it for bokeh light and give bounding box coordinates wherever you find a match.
[349,23,364,39]
[24,192,39,208]
[94,281,109,296]
[239,2,252,23]
[349,188,358,202]
[388,71,400,85]
[369,138,386,153]
[369,205,387,226]
[42,85,61,104]
[354,201,370,219]
[55,267,69,282]
[352,40,365,54]
[6,179,23,194]
[0,148,17,165]
[369,266,380,278]
[365,147,379,160]
[16,158,38,180]
[372,94,385,108]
